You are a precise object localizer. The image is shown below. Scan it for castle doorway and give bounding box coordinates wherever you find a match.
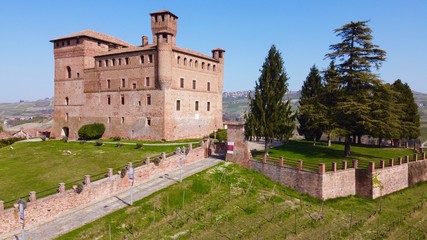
[61,127,69,138]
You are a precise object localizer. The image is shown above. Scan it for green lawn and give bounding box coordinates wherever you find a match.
[0,140,192,207]
[252,140,417,171]
[57,162,427,240]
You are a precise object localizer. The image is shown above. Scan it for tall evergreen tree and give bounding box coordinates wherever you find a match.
[244,45,295,154]
[297,65,325,145]
[391,79,420,142]
[325,20,386,156]
[321,61,340,146]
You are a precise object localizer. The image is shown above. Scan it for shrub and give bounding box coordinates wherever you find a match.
[209,128,227,141]
[111,136,121,141]
[95,140,103,146]
[78,123,105,140]
[0,137,25,149]
[135,143,143,149]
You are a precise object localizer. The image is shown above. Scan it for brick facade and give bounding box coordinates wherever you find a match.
[51,10,224,140]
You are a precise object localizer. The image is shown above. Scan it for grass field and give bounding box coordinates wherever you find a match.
[57,162,427,239]
[0,140,193,207]
[252,140,417,171]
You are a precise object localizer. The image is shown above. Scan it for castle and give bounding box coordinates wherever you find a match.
[50,10,224,140]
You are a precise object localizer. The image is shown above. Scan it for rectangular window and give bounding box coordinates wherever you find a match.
[147,118,151,126]
[146,94,151,105]
[146,77,150,87]
[180,78,184,88]
[195,101,199,111]
[140,55,144,64]
[112,59,116,66]
[148,55,153,63]
[132,83,136,89]
[121,78,126,88]
[121,95,125,105]
[107,80,111,89]
[108,117,111,124]
[98,60,102,67]
[207,102,211,111]
[125,57,129,65]
[138,101,141,106]
[105,59,109,67]
[176,100,181,111]
[121,117,124,124]
[192,80,196,90]
[107,95,111,105]
[118,58,122,65]
[207,82,211,91]
[65,113,69,121]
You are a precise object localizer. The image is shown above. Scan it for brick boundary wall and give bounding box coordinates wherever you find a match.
[0,143,206,235]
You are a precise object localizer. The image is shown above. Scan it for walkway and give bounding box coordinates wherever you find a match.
[3,158,222,240]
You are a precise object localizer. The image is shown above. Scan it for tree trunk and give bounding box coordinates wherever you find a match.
[344,136,351,157]
[327,133,332,147]
[352,135,356,144]
[264,136,269,155]
[313,137,316,146]
[378,137,382,148]
[357,135,362,144]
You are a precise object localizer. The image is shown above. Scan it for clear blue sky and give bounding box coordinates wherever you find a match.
[0,1,426,102]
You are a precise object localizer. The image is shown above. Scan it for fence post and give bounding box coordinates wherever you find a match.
[342,160,348,170]
[404,155,409,163]
[369,162,375,172]
[380,160,385,169]
[398,157,403,165]
[332,162,337,172]
[318,163,325,174]
[0,200,4,216]
[298,160,303,170]
[413,154,418,162]
[84,175,91,185]
[107,168,113,177]
[58,183,65,193]
[29,191,37,203]
[389,158,394,167]
[161,152,166,160]
[352,159,358,169]
[280,157,284,167]
[146,156,151,164]
[423,152,426,160]
[263,155,268,163]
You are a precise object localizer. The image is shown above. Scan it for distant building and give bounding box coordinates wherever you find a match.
[50,10,224,140]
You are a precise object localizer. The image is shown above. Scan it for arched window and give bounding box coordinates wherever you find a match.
[66,66,72,78]
[189,59,193,67]
[65,97,69,105]
[195,60,198,68]
[201,62,205,69]
[177,56,181,65]
[213,65,216,71]
[184,58,187,66]
[207,63,211,70]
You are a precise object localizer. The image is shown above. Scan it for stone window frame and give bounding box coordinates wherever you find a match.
[195,101,199,111]
[66,66,72,79]
[176,100,181,111]
[121,78,126,88]
[145,77,150,87]
[146,94,151,105]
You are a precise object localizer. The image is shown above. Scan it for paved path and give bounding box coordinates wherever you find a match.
[3,158,222,240]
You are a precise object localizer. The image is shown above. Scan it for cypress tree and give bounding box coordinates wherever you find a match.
[244,45,295,154]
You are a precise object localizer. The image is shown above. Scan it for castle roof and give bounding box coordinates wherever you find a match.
[173,46,218,61]
[95,44,156,57]
[149,10,179,19]
[50,29,133,47]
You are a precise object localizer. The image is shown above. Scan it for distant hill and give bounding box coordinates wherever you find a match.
[0,98,53,119]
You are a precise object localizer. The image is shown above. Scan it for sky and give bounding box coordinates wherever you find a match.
[0,1,426,102]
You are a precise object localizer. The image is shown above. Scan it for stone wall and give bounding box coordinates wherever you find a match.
[408,157,427,185]
[0,145,204,236]
[250,160,356,200]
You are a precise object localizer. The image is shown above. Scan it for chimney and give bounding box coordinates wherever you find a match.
[142,36,149,46]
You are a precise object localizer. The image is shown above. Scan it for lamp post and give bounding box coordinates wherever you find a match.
[176,147,184,183]
[18,199,26,240]
[128,164,134,205]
